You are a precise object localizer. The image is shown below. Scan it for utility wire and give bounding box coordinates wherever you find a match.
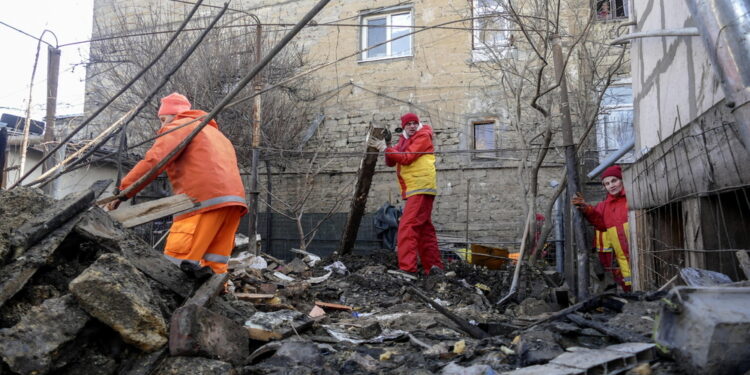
[0,21,58,47]
[9,0,206,189]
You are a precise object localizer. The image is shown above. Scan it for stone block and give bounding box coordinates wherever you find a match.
[69,253,167,352]
[169,304,249,365]
[0,295,90,375]
[154,356,235,375]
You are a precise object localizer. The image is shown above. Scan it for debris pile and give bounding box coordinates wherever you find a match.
[0,185,748,374]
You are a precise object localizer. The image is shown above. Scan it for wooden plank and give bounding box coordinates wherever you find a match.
[736,251,750,280]
[315,301,353,311]
[109,194,196,228]
[235,293,275,300]
[566,313,648,343]
[184,273,229,307]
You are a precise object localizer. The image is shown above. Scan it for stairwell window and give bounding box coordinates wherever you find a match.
[472,0,512,61]
[361,10,412,61]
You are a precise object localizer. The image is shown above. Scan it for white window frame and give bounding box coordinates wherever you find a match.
[360,9,413,62]
[472,0,513,61]
[596,0,629,21]
[596,80,634,163]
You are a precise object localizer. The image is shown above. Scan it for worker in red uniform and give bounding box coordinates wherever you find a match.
[369,113,444,275]
[572,165,632,291]
[108,93,247,276]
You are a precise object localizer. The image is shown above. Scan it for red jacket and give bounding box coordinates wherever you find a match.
[385,125,437,199]
[120,110,247,220]
[582,191,632,286]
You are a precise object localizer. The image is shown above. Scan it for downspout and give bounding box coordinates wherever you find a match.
[687,0,750,150]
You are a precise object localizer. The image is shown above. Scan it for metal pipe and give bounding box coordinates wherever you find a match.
[610,28,700,45]
[586,138,635,178]
[687,0,750,150]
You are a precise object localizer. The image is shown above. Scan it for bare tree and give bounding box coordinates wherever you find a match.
[467,0,628,262]
[85,4,319,167]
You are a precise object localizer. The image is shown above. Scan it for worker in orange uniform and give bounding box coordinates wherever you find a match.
[369,113,444,276]
[572,165,631,292]
[108,93,247,277]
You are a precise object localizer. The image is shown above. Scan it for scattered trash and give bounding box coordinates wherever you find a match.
[323,260,348,275]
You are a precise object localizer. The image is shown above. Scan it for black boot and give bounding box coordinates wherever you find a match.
[180,261,214,281]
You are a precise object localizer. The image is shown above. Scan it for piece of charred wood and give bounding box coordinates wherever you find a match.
[527,292,615,328]
[407,286,489,339]
[566,313,649,343]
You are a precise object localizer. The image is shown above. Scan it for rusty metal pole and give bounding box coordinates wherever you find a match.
[551,34,589,300]
[42,46,61,197]
[247,21,263,255]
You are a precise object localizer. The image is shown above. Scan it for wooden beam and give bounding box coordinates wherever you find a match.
[338,125,386,255]
[566,313,648,343]
[108,194,196,228]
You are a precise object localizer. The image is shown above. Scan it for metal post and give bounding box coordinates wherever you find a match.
[247,21,263,255]
[465,178,471,250]
[42,46,61,197]
[552,34,589,299]
[0,128,7,188]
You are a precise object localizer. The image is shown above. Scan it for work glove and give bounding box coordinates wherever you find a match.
[383,128,392,144]
[367,135,387,152]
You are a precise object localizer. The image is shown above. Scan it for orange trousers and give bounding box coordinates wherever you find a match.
[163,206,244,274]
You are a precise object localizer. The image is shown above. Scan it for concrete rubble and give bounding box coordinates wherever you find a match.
[0,186,746,374]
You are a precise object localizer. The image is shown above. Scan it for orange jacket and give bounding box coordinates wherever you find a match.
[120,110,247,220]
[384,124,437,199]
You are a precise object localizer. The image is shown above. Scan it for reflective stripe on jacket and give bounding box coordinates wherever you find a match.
[120,110,248,220]
[384,124,437,199]
[583,192,631,285]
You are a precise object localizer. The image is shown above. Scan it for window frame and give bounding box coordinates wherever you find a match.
[596,81,634,163]
[595,0,629,22]
[471,0,513,61]
[472,120,498,159]
[359,9,413,62]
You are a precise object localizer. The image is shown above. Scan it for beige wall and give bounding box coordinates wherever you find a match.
[630,0,723,150]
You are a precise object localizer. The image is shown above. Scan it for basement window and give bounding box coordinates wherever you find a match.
[360,9,412,61]
[473,120,497,159]
[596,82,634,163]
[472,0,513,61]
[596,0,629,21]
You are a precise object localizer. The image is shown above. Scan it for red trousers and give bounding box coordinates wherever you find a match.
[397,194,443,274]
[598,250,631,292]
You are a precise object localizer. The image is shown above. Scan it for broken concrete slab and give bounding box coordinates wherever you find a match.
[503,343,655,375]
[69,253,167,352]
[153,356,235,375]
[169,304,249,365]
[0,187,55,265]
[74,207,193,298]
[655,286,750,374]
[0,209,85,308]
[441,362,497,375]
[272,341,324,367]
[9,188,95,255]
[0,295,90,375]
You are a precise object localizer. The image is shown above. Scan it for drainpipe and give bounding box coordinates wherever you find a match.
[610,28,699,45]
[586,138,635,179]
[687,0,750,150]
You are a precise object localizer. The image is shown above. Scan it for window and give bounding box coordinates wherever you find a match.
[596,83,634,163]
[596,0,628,21]
[361,10,412,61]
[472,0,512,60]
[473,121,496,159]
